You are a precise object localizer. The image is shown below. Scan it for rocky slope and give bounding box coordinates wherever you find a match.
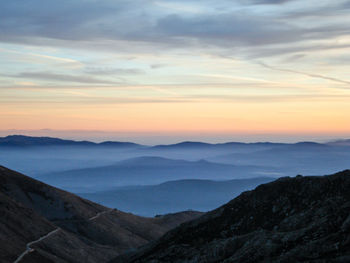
[0,166,202,263]
[113,170,350,263]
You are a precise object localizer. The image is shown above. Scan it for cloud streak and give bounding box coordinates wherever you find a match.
[258,62,350,86]
[84,67,144,76]
[6,72,120,85]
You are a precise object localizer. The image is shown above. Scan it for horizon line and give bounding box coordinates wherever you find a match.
[0,133,348,146]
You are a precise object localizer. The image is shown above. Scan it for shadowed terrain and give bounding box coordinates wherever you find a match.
[0,166,202,263]
[112,170,350,263]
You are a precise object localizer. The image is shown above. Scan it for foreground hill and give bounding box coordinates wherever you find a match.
[39,156,279,191]
[0,166,202,263]
[79,177,274,216]
[113,170,350,263]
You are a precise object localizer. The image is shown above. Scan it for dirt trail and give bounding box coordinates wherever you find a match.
[14,228,60,263]
[13,209,113,263]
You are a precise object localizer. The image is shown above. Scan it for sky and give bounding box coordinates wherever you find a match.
[0,0,350,143]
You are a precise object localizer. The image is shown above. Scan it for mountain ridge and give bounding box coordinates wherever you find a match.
[2,134,346,148]
[0,135,141,148]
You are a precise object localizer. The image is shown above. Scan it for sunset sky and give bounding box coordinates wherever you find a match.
[1,0,350,143]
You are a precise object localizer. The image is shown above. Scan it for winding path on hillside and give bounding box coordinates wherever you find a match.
[13,209,114,263]
[89,208,113,221]
[14,228,60,263]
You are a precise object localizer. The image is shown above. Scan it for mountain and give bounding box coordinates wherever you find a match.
[150,141,287,150]
[3,135,348,178]
[113,170,350,263]
[327,139,350,146]
[39,156,281,191]
[0,166,202,263]
[146,142,288,159]
[151,141,214,149]
[0,135,286,149]
[144,141,324,164]
[79,177,274,216]
[0,135,141,148]
[210,143,350,176]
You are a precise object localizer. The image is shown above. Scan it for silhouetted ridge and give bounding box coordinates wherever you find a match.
[150,141,288,150]
[151,141,212,149]
[0,135,141,148]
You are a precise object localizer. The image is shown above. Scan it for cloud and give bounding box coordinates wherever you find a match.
[258,62,350,86]
[187,93,350,103]
[0,0,348,56]
[1,0,350,91]
[284,0,350,18]
[244,42,350,59]
[0,47,84,68]
[7,71,120,84]
[84,67,144,75]
[242,0,295,5]
[157,12,350,49]
[150,64,168,69]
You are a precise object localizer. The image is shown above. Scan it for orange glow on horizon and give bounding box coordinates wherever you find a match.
[1,99,349,136]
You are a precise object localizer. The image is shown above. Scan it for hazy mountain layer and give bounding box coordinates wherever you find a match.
[2,135,350,181]
[210,143,350,176]
[39,157,279,191]
[79,177,274,216]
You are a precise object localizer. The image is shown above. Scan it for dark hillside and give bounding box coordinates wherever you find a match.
[113,170,350,263]
[0,166,201,263]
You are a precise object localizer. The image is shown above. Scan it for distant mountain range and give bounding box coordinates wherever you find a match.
[328,139,350,146]
[2,135,349,148]
[113,170,350,263]
[1,135,350,190]
[0,166,201,263]
[210,142,350,175]
[38,156,281,190]
[0,135,141,148]
[79,177,275,216]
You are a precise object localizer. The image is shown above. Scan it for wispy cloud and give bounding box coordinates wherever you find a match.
[84,67,144,75]
[6,71,120,85]
[0,47,83,68]
[258,62,350,86]
[241,0,296,5]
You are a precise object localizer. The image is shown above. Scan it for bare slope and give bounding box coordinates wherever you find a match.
[0,166,202,263]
